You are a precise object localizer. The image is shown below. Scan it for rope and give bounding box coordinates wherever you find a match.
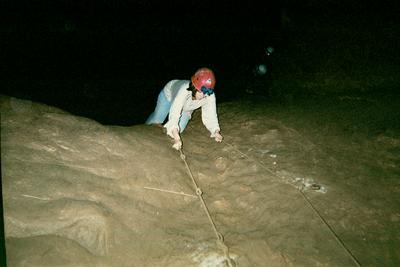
[179,149,235,267]
[21,194,50,201]
[143,186,197,198]
[223,140,361,267]
[299,188,362,267]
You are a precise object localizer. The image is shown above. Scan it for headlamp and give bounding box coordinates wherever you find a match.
[200,86,214,96]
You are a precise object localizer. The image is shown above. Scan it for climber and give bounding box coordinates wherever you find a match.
[145,67,223,150]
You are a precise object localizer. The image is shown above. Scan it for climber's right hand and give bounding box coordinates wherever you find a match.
[172,139,182,150]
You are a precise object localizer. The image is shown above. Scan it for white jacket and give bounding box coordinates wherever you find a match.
[163,80,220,138]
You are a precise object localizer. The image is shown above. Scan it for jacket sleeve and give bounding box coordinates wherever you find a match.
[201,94,220,137]
[164,87,189,138]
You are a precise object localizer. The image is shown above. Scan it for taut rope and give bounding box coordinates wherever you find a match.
[179,148,235,267]
[224,140,362,267]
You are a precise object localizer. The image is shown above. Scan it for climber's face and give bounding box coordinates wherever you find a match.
[195,90,205,100]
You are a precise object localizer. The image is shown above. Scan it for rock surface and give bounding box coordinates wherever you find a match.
[1,95,399,266]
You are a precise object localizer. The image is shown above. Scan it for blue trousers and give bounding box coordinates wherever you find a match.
[145,90,191,133]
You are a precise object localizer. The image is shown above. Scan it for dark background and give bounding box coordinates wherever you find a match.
[1,0,399,125]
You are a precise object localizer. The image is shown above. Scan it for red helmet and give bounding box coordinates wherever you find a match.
[191,67,216,91]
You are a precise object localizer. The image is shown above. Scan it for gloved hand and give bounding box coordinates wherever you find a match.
[214,131,223,142]
[172,139,182,150]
